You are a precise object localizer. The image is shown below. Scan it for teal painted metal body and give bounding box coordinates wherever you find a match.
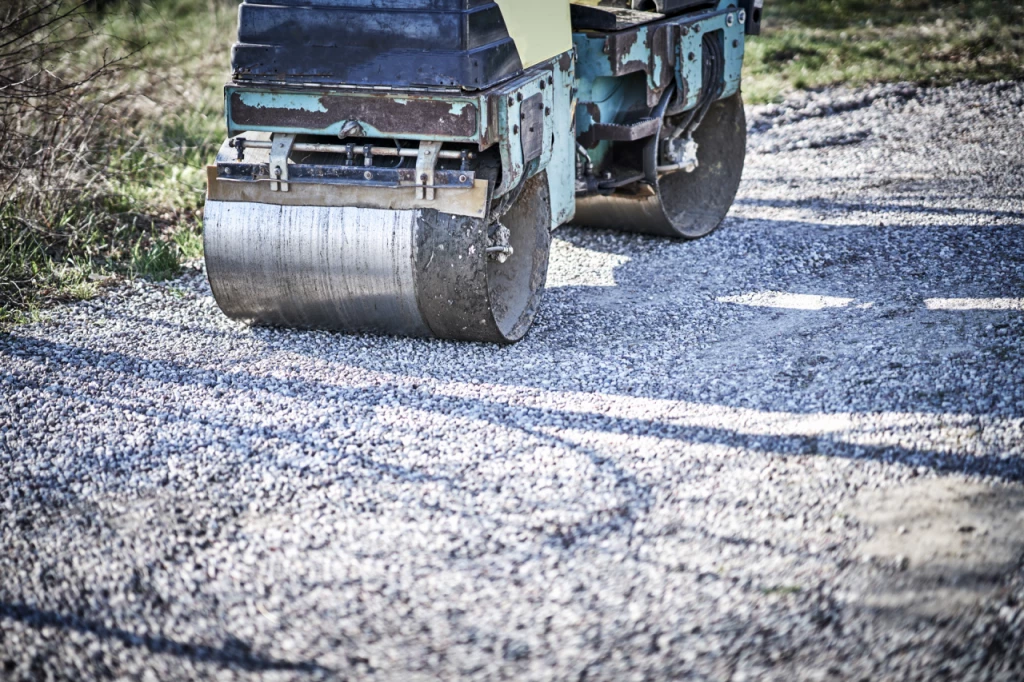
[573,0,746,171]
[219,0,747,231]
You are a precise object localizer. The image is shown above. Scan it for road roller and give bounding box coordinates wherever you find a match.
[204,0,762,342]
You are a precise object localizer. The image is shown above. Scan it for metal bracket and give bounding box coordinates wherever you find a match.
[269,133,296,192]
[415,141,443,200]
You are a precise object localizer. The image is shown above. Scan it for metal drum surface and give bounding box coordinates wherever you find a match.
[573,92,747,239]
[203,173,552,343]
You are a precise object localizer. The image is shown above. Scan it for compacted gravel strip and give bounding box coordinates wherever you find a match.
[2,81,1023,680]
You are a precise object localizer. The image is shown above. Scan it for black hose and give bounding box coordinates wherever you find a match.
[665,31,725,140]
[643,83,677,185]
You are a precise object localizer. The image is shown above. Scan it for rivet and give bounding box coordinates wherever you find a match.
[513,124,519,134]
[688,52,696,61]
[459,174,467,183]
[363,170,372,180]
[739,9,746,23]
[516,92,523,102]
[726,13,734,26]
[733,39,739,48]
[508,97,514,106]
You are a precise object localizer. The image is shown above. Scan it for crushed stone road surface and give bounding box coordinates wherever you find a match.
[2,81,1024,680]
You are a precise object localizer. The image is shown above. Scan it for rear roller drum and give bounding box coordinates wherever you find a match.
[204,172,551,343]
[574,92,746,239]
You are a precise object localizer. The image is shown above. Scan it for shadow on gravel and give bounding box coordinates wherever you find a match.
[2,336,1021,484]
[0,601,332,674]
[734,197,1024,221]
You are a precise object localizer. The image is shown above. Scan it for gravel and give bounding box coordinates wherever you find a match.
[2,80,1023,681]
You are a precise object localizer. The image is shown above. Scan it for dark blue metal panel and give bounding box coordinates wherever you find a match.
[231,0,523,90]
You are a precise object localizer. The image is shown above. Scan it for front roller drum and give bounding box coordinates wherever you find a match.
[574,92,747,239]
[204,173,551,343]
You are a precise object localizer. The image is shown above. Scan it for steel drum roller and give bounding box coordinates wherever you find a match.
[205,174,551,344]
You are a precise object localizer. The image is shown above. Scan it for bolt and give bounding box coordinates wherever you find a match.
[516,92,523,102]
[548,75,554,85]
[513,124,519,134]
[726,13,734,26]
[693,24,701,32]
[540,80,546,90]
[545,107,551,116]
[738,9,746,23]
[364,170,372,180]
[459,174,467,183]
[733,39,739,48]
[508,97,514,106]
[681,26,689,35]
[688,52,696,61]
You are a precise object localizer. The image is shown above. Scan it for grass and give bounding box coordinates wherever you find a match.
[1,0,1021,327]
[0,0,233,328]
[742,0,1024,102]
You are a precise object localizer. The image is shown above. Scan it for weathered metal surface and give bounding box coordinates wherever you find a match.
[578,117,661,146]
[231,0,523,90]
[545,50,577,228]
[227,88,481,141]
[218,163,475,190]
[204,200,432,336]
[414,141,443,201]
[413,173,551,343]
[740,0,764,35]
[218,51,576,227]
[203,173,552,342]
[569,4,664,32]
[676,9,746,111]
[573,0,747,173]
[572,92,745,238]
[488,66,555,197]
[207,167,490,219]
[233,139,470,161]
[520,93,546,162]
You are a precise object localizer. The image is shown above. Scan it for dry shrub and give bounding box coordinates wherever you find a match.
[0,0,148,315]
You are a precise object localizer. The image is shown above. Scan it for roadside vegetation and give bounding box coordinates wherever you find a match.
[0,0,1021,327]
[745,0,1024,102]
[0,0,232,326]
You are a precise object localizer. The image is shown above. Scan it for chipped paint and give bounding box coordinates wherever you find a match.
[238,91,328,113]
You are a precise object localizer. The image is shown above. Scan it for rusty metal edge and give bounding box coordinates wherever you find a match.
[205,166,489,219]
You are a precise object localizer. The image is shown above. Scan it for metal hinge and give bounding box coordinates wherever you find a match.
[269,133,296,192]
[414,141,443,201]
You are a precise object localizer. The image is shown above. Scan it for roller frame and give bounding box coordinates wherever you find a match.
[204,0,756,341]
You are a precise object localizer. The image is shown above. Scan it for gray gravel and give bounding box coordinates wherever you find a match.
[2,80,1024,681]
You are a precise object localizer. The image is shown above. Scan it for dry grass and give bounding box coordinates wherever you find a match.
[0,0,233,327]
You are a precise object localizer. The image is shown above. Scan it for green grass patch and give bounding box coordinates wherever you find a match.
[0,0,234,328]
[743,0,1024,102]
